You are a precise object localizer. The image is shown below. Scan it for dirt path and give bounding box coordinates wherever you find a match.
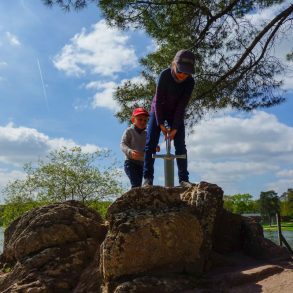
[231,267,293,292]
[195,254,293,292]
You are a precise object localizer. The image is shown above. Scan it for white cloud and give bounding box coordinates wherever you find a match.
[266,179,293,195]
[0,61,7,68]
[246,1,293,28]
[188,111,293,162]
[276,169,293,178]
[267,169,293,194]
[244,0,293,90]
[122,75,147,86]
[90,81,119,111]
[0,123,102,166]
[0,169,26,190]
[86,75,147,112]
[0,123,106,201]
[6,32,21,46]
[185,111,293,195]
[281,74,293,91]
[53,20,138,77]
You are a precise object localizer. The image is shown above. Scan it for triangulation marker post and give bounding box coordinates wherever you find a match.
[152,135,186,187]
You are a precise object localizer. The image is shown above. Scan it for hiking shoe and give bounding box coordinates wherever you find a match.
[180,181,192,188]
[143,178,153,186]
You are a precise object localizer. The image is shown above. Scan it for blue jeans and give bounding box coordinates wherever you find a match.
[124,160,143,188]
[143,112,189,183]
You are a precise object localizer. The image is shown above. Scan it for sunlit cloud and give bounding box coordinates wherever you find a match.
[244,0,293,90]
[0,169,26,191]
[0,61,7,68]
[86,75,147,112]
[53,20,137,77]
[6,32,21,46]
[185,110,293,195]
[0,123,102,166]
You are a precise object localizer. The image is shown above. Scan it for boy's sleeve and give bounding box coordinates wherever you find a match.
[120,129,132,157]
[172,78,195,130]
[155,71,166,126]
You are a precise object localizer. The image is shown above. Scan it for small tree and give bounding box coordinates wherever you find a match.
[3,146,123,204]
[280,188,293,218]
[259,190,280,225]
[224,193,255,214]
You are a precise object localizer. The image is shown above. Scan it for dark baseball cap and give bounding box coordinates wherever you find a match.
[174,49,195,74]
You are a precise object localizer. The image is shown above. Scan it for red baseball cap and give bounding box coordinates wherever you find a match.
[132,107,149,117]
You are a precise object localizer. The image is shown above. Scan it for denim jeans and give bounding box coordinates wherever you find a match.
[124,160,143,188]
[143,112,189,183]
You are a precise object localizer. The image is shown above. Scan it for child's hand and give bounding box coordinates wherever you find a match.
[156,145,160,152]
[169,129,177,140]
[131,150,144,160]
[160,124,170,139]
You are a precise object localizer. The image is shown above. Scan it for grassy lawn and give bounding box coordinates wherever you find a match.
[262,222,293,232]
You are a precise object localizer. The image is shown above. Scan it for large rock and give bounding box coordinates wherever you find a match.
[100,183,224,292]
[181,181,224,263]
[212,209,243,253]
[0,201,107,293]
[1,183,290,293]
[242,217,290,259]
[101,186,204,281]
[212,210,290,260]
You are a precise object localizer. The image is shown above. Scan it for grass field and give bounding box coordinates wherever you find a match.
[262,222,293,232]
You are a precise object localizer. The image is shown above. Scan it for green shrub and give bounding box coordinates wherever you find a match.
[86,200,112,218]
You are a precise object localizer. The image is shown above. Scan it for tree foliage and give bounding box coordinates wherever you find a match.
[43,0,293,127]
[280,188,293,217]
[259,190,280,224]
[0,200,46,227]
[223,193,256,214]
[3,146,123,204]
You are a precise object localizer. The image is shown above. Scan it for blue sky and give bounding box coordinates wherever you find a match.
[0,0,292,201]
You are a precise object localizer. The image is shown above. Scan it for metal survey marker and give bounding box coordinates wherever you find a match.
[152,135,186,187]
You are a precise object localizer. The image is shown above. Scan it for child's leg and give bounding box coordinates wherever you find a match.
[124,160,143,188]
[173,122,189,182]
[143,112,161,182]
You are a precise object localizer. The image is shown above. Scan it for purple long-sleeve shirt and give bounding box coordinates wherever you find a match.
[150,68,195,130]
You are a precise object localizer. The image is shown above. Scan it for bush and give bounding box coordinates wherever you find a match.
[86,200,112,218]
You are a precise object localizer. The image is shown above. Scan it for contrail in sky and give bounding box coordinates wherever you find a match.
[37,58,49,111]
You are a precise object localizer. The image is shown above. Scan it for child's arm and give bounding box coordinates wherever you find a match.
[154,71,167,127]
[172,78,195,130]
[120,129,133,158]
[120,129,144,160]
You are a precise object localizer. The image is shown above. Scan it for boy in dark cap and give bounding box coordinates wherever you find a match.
[143,49,195,187]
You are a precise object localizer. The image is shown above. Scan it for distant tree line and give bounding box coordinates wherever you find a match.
[224,189,293,224]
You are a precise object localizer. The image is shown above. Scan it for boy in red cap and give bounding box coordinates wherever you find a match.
[120,107,150,188]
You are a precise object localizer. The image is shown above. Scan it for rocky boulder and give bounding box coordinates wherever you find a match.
[100,183,224,292]
[0,201,107,293]
[242,217,290,259]
[0,183,290,293]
